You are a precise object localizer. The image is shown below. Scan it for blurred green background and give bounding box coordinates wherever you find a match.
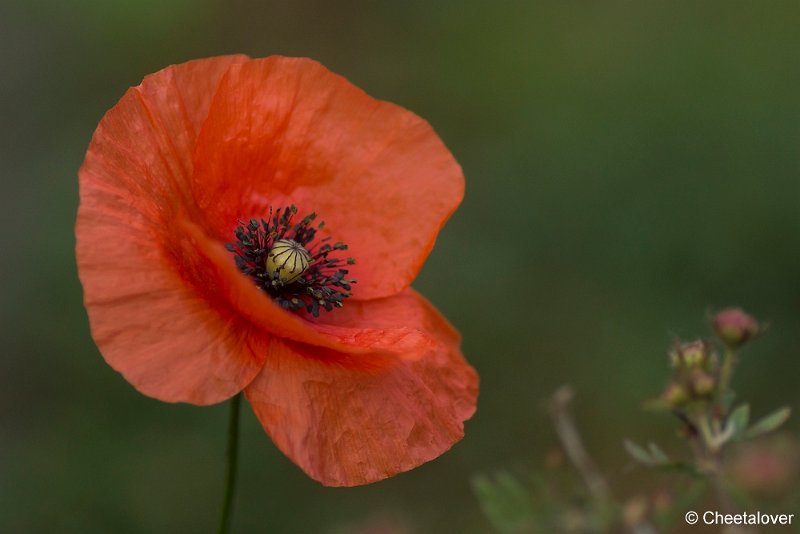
[2,1,800,532]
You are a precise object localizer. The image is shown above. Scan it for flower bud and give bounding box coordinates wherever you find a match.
[663,382,689,407]
[652,489,673,514]
[712,308,759,347]
[670,340,710,369]
[730,436,799,495]
[681,340,708,368]
[622,496,648,529]
[690,369,715,397]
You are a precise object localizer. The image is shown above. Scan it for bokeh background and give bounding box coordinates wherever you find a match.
[2,1,800,532]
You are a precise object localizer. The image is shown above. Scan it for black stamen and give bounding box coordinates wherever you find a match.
[226,204,357,317]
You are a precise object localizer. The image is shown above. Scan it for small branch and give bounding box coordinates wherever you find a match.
[547,385,612,504]
[717,346,737,413]
[548,386,658,534]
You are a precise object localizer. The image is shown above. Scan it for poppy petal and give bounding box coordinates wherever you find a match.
[191,56,464,299]
[311,288,462,348]
[182,217,451,361]
[245,291,478,486]
[76,55,269,405]
[179,218,409,352]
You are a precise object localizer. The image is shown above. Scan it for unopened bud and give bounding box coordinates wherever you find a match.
[669,340,710,369]
[652,489,673,513]
[730,436,799,495]
[683,341,708,367]
[622,496,649,529]
[663,382,689,407]
[690,370,715,397]
[712,308,759,347]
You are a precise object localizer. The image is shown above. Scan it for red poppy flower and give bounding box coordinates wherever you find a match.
[76,55,478,486]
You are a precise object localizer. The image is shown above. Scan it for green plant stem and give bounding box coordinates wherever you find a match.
[712,455,737,516]
[218,393,242,534]
[714,348,742,521]
[548,386,611,504]
[696,415,716,452]
[718,347,737,412]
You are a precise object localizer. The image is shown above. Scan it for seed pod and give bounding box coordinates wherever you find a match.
[267,239,311,284]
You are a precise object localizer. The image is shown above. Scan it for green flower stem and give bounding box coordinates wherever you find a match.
[713,348,740,514]
[718,346,737,413]
[218,393,242,534]
[696,415,716,452]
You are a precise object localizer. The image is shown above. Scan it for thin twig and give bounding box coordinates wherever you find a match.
[547,385,612,504]
[548,386,658,534]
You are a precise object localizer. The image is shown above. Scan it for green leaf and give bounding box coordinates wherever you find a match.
[625,439,673,466]
[721,391,737,412]
[648,442,669,463]
[661,462,704,478]
[743,407,791,440]
[472,472,538,533]
[625,439,656,465]
[728,404,750,440]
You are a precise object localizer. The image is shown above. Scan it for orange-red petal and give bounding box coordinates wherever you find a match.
[76,56,274,405]
[76,56,450,404]
[181,218,447,359]
[191,56,465,300]
[245,290,478,486]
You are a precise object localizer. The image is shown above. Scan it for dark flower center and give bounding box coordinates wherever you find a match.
[225,205,356,317]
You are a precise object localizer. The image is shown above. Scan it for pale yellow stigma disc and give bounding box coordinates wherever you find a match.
[266,239,311,284]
